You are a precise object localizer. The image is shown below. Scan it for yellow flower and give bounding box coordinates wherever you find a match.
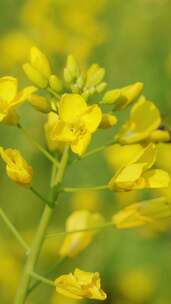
[44,112,65,153]
[99,113,117,129]
[51,93,102,155]
[116,96,170,144]
[0,76,36,125]
[105,144,143,170]
[112,197,171,229]
[23,46,51,88]
[108,143,170,191]
[59,210,104,257]
[0,147,33,187]
[54,268,107,300]
[102,82,143,110]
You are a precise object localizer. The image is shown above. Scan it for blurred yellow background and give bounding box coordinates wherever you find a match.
[1,0,171,303]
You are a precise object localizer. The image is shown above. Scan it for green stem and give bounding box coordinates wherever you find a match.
[81,139,117,159]
[17,123,59,168]
[0,208,30,253]
[30,186,52,207]
[47,87,60,99]
[29,272,54,287]
[46,222,114,239]
[63,184,108,193]
[27,257,66,296]
[14,146,69,304]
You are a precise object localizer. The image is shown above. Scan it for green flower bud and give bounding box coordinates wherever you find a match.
[96,82,107,93]
[85,64,105,88]
[49,75,62,92]
[64,55,80,83]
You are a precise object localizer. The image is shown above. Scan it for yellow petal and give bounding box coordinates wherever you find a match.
[54,269,106,301]
[117,97,161,144]
[149,129,170,142]
[30,46,51,77]
[13,86,37,106]
[59,210,104,257]
[132,143,156,170]
[113,197,171,229]
[0,148,33,187]
[51,121,77,143]
[109,163,145,191]
[130,97,161,133]
[59,94,87,124]
[71,133,91,156]
[44,112,65,152]
[0,76,17,102]
[82,104,102,132]
[142,169,170,188]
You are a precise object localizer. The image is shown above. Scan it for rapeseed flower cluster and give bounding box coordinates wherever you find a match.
[1,46,171,303]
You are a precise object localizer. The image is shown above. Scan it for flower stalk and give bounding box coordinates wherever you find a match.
[0,208,30,253]
[14,146,69,304]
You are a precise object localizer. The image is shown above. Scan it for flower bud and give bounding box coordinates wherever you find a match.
[30,46,51,78]
[64,55,80,83]
[23,63,48,88]
[0,147,33,187]
[49,74,62,93]
[59,210,104,257]
[99,113,117,129]
[28,95,51,113]
[102,82,144,110]
[112,197,171,229]
[85,64,105,88]
[96,82,107,93]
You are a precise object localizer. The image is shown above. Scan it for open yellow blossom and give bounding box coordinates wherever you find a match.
[0,148,33,187]
[102,82,143,110]
[0,76,36,125]
[54,268,107,300]
[44,112,65,152]
[116,96,170,144]
[59,210,104,257]
[112,197,171,229]
[23,46,51,88]
[51,93,102,155]
[108,143,170,191]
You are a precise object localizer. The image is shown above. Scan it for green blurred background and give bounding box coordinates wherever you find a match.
[1,0,171,303]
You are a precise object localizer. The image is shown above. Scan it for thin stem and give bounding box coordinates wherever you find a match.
[27,257,66,296]
[14,146,69,304]
[63,184,108,193]
[47,87,60,99]
[0,208,30,253]
[30,186,52,207]
[69,139,117,167]
[46,222,114,239]
[17,123,59,168]
[81,139,117,160]
[29,272,54,287]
